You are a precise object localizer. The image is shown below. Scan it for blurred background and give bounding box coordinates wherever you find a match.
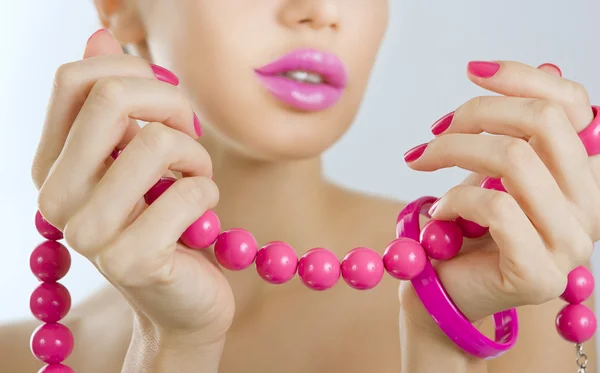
[1,0,599,359]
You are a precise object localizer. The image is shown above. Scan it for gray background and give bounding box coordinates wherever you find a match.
[1,0,599,366]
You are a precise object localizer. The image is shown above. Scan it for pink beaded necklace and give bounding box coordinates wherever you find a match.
[29,171,597,372]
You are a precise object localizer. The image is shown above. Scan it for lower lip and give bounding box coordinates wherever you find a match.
[255,73,343,112]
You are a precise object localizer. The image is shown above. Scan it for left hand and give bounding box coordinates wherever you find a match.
[402,60,599,322]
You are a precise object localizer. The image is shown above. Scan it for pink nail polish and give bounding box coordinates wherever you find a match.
[428,199,440,216]
[537,63,562,77]
[87,28,107,44]
[467,61,500,78]
[431,112,454,136]
[404,143,428,163]
[150,64,180,86]
[193,113,202,137]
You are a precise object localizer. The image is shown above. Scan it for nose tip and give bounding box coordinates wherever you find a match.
[281,1,340,31]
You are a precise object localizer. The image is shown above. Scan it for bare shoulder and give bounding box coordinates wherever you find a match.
[0,284,133,372]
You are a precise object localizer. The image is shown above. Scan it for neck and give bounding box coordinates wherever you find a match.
[200,134,335,252]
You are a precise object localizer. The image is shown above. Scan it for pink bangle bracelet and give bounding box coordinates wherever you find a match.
[396,196,518,359]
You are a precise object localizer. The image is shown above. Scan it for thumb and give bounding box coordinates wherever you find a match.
[83,28,124,59]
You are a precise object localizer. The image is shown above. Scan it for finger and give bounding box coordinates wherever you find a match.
[83,29,123,58]
[406,134,576,252]
[435,96,597,209]
[99,176,219,287]
[64,122,212,253]
[32,30,133,189]
[431,184,591,273]
[466,60,593,130]
[40,76,199,228]
[32,53,162,190]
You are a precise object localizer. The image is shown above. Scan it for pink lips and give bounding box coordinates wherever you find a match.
[254,48,348,112]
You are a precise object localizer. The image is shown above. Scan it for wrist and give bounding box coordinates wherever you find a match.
[122,313,225,373]
[400,300,486,373]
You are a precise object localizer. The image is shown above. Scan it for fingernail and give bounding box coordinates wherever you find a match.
[193,113,203,137]
[431,111,454,136]
[150,64,180,86]
[468,61,500,78]
[110,148,121,160]
[403,143,428,163]
[87,28,107,44]
[537,63,562,77]
[428,199,440,216]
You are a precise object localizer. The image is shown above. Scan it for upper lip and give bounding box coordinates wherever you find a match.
[254,48,348,89]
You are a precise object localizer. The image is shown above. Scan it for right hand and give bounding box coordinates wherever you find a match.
[32,30,234,345]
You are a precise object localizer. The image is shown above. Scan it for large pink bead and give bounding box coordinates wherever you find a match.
[382,238,427,280]
[30,282,71,323]
[144,177,176,205]
[298,248,340,291]
[214,229,258,270]
[480,177,507,192]
[35,211,63,241]
[255,241,298,284]
[556,304,597,343]
[561,266,595,304]
[341,247,384,290]
[38,364,74,373]
[30,323,74,364]
[180,210,221,250]
[455,217,489,239]
[30,241,71,282]
[419,220,463,260]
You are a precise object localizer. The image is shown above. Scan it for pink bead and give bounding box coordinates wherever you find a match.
[30,241,71,282]
[110,148,122,160]
[341,247,384,290]
[35,211,63,241]
[455,217,489,239]
[213,229,258,270]
[144,177,176,205]
[419,220,463,260]
[480,177,507,193]
[30,283,72,323]
[180,210,221,250]
[38,364,74,373]
[297,248,340,291]
[382,238,427,280]
[561,266,595,304]
[556,304,597,343]
[30,323,74,364]
[255,241,298,284]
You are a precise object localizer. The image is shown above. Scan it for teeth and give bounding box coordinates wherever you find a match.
[282,70,324,84]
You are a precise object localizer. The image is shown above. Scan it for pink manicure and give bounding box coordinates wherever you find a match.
[193,113,202,137]
[404,143,428,163]
[468,61,500,78]
[431,112,454,136]
[87,28,107,44]
[538,63,562,77]
[150,64,180,86]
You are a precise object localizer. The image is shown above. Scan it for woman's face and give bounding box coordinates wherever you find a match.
[135,0,389,160]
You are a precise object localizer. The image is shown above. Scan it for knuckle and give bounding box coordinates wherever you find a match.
[570,233,593,266]
[461,96,485,116]
[529,99,564,125]
[53,62,79,90]
[565,81,590,106]
[172,177,214,207]
[488,191,518,222]
[139,122,174,154]
[502,137,533,170]
[90,76,127,106]
[62,211,103,257]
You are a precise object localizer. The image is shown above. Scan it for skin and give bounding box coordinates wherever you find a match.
[2,0,598,372]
